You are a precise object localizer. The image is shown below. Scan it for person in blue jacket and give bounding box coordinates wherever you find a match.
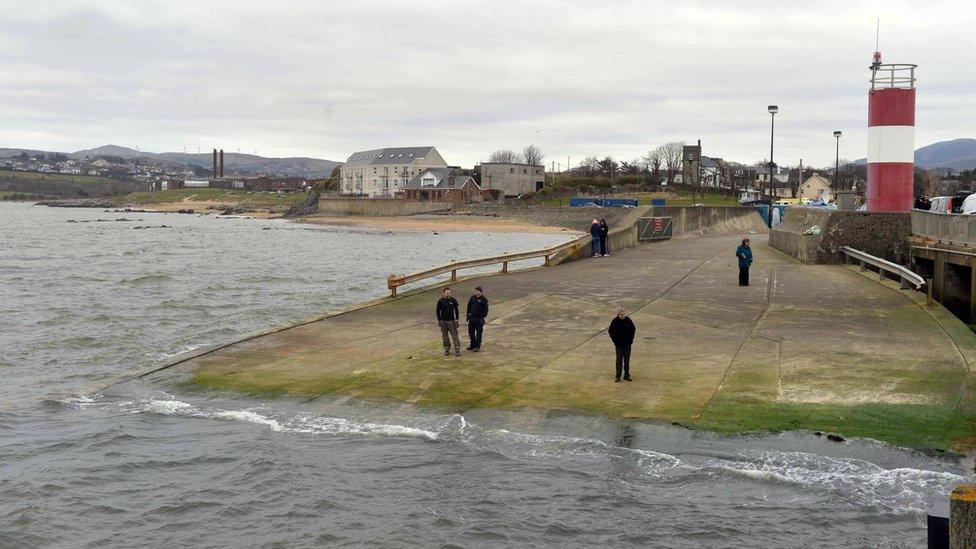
[590,219,602,257]
[736,238,753,286]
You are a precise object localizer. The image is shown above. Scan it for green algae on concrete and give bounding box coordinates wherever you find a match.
[180,233,976,452]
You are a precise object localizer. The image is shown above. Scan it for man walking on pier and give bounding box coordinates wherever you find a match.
[608,308,635,382]
[736,238,754,286]
[466,286,489,352]
[436,287,462,356]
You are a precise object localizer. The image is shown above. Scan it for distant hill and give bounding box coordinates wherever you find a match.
[0,144,341,178]
[855,138,976,170]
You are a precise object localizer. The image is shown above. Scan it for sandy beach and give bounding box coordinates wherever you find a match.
[295,214,584,234]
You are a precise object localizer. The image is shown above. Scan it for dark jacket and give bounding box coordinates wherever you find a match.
[599,222,609,237]
[436,297,460,321]
[735,245,754,268]
[608,316,636,347]
[590,222,601,237]
[466,295,489,320]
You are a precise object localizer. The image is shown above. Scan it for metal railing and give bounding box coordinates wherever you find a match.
[870,63,917,90]
[911,209,976,244]
[386,236,587,297]
[842,246,924,291]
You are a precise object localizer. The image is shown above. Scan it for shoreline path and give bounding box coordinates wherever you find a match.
[175,233,976,451]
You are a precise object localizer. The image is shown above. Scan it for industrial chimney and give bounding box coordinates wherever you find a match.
[212,149,218,179]
[219,149,224,178]
[866,52,916,211]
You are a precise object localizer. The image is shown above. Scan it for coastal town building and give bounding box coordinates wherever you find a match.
[478,162,545,197]
[340,146,448,197]
[402,168,483,202]
[799,174,835,202]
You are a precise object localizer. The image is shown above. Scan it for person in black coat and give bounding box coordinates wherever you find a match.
[436,287,462,356]
[607,308,636,382]
[466,286,489,351]
[590,219,602,256]
[599,219,610,256]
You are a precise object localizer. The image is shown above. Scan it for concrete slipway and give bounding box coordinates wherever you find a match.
[162,228,976,451]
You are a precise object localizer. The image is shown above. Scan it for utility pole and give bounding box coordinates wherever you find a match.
[767,105,778,226]
[833,130,843,190]
[797,158,803,200]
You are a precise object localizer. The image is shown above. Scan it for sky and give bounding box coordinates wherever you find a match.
[0,0,973,169]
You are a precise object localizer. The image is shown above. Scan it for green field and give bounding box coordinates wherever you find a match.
[537,190,739,208]
[0,168,119,185]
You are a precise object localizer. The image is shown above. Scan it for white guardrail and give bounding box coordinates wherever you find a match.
[386,236,587,297]
[842,246,925,291]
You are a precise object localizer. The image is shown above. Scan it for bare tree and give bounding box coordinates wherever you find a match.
[914,168,939,197]
[576,156,600,177]
[643,149,663,185]
[656,141,684,185]
[522,145,544,166]
[488,149,523,163]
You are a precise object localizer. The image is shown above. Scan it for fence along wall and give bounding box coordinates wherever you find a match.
[911,209,976,244]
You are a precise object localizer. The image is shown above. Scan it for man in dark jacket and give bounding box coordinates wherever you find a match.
[608,308,636,382]
[436,287,462,356]
[590,219,602,257]
[599,219,610,256]
[466,286,489,351]
[735,238,754,286]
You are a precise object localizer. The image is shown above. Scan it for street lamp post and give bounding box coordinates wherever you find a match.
[767,105,778,226]
[833,130,842,190]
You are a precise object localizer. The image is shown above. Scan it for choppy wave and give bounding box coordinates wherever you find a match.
[59,394,966,516]
[120,274,175,285]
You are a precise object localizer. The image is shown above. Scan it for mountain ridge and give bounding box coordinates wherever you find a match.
[0,145,342,178]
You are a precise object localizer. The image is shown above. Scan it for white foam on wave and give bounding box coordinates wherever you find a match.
[144,399,194,415]
[700,450,968,514]
[58,394,97,407]
[285,415,437,441]
[214,410,283,432]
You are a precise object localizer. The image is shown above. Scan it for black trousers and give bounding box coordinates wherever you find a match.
[600,235,609,255]
[739,266,750,286]
[468,317,485,348]
[615,344,631,379]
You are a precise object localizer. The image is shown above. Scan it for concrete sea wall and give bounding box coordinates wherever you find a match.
[770,208,911,264]
[314,198,455,217]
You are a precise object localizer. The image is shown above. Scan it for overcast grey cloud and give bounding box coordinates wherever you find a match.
[0,0,973,168]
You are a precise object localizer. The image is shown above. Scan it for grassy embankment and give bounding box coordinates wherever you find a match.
[533,190,739,208]
[0,168,118,185]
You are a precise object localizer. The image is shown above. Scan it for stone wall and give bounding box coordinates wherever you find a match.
[770,207,911,264]
[647,206,768,237]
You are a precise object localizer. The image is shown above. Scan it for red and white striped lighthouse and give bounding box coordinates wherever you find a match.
[866,52,917,211]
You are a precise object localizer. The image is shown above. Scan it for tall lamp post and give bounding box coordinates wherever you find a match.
[833,130,842,190]
[767,105,778,226]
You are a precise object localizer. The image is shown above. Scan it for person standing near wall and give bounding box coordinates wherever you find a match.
[466,286,489,352]
[608,308,636,382]
[736,238,754,287]
[599,219,610,257]
[436,287,462,356]
[590,219,602,257]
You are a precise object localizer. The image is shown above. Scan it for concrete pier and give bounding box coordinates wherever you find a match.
[169,229,976,449]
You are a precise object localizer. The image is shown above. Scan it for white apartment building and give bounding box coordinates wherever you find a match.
[340,146,448,197]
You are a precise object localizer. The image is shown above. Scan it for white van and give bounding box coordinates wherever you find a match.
[930,196,950,213]
[961,194,976,215]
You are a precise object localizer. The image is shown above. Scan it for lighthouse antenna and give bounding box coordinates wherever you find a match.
[875,18,880,51]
